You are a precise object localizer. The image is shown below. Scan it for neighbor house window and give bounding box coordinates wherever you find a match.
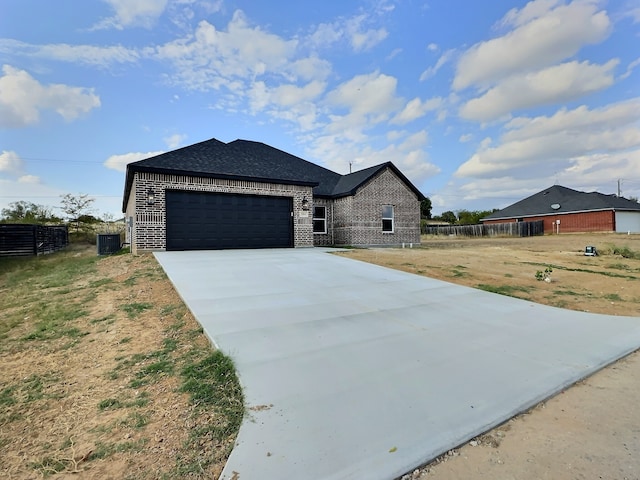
[313,206,327,234]
[382,205,394,233]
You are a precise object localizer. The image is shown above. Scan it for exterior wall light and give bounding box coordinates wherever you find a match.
[301,197,310,211]
[147,189,155,205]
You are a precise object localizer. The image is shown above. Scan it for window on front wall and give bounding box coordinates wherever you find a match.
[382,205,394,233]
[313,206,327,234]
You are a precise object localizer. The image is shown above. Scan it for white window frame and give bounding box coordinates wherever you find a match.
[382,205,394,233]
[313,206,327,234]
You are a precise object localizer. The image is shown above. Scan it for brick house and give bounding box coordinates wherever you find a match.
[481,185,640,234]
[122,138,424,253]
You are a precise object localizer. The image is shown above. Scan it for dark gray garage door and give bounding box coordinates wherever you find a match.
[165,190,293,250]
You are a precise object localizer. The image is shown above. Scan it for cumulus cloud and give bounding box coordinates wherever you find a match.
[326,71,401,118]
[310,130,440,183]
[93,0,169,30]
[0,150,24,174]
[459,59,618,121]
[0,65,100,127]
[308,13,388,53]
[453,0,611,90]
[164,133,187,149]
[455,98,640,178]
[391,97,443,124]
[419,49,455,81]
[154,12,301,91]
[18,175,41,184]
[103,151,165,172]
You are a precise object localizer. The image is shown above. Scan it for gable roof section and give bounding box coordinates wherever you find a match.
[482,185,640,221]
[328,162,425,200]
[123,138,424,210]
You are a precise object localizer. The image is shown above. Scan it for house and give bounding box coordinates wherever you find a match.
[122,138,424,253]
[481,185,640,234]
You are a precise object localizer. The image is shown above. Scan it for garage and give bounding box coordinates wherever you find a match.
[165,190,293,250]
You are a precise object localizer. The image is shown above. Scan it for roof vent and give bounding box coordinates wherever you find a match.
[551,203,561,210]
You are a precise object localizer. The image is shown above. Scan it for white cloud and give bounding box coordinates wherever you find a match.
[0,150,24,174]
[391,97,443,125]
[310,131,440,183]
[103,151,165,172]
[427,43,439,52]
[459,134,473,143]
[93,0,169,30]
[497,0,562,29]
[0,65,100,127]
[308,12,388,53]
[455,98,640,178]
[453,0,611,90]
[351,26,388,52]
[164,133,187,149]
[326,71,401,118]
[624,6,640,23]
[18,175,41,184]
[155,13,299,90]
[620,57,640,80]
[419,49,455,81]
[270,81,326,107]
[0,39,140,68]
[459,59,618,121]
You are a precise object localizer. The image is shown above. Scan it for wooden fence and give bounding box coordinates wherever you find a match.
[0,224,69,257]
[422,220,544,238]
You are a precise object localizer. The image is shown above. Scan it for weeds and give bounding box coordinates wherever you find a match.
[477,284,529,298]
[120,302,153,318]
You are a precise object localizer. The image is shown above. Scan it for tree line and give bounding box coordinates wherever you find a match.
[421,198,498,225]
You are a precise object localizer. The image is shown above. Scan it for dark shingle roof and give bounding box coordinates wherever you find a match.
[482,185,640,221]
[123,138,424,210]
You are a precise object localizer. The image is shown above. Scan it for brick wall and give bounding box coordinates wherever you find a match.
[484,210,615,233]
[332,168,421,246]
[129,172,313,253]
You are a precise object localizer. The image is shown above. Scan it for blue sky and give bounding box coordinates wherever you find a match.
[1,0,639,218]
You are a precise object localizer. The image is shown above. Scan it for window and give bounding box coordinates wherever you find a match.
[313,206,327,234]
[382,205,394,233]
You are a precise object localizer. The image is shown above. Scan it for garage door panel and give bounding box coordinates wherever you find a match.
[166,191,293,250]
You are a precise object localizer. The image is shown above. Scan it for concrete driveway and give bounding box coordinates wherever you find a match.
[154,248,640,480]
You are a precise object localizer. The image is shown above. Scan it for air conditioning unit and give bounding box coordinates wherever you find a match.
[97,234,122,255]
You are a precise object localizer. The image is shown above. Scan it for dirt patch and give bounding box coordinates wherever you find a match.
[339,233,640,480]
[341,233,640,316]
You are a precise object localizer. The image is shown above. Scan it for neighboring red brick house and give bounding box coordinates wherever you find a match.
[481,185,640,234]
[122,138,424,253]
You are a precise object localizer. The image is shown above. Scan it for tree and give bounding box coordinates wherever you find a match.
[456,209,500,225]
[0,201,61,224]
[420,197,432,219]
[628,195,639,203]
[60,193,95,231]
[439,211,457,224]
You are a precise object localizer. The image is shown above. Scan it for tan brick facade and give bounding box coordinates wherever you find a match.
[125,172,313,254]
[125,166,420,253]
[313,168,421,247]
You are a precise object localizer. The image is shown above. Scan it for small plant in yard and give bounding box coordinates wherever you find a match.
[535,266,553,282]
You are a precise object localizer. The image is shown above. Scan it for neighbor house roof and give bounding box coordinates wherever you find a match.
[482,185,640,221]
[122,138,424,210]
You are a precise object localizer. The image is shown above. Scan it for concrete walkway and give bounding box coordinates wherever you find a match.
[154,249,640,480]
